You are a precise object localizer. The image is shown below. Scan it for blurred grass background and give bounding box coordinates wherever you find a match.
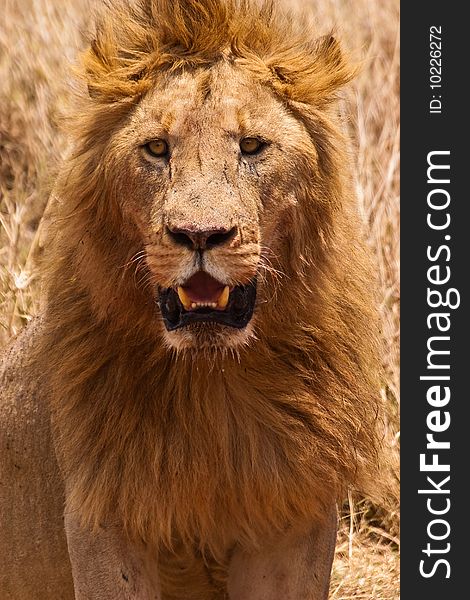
[0,0,399,597]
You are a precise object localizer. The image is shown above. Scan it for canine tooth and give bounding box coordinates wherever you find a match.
[191,302,197,309]
[217,286,230,309]
[177,287,192,310]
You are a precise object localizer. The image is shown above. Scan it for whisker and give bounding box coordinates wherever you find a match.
[257,249,286,305]
[120,249,146,271]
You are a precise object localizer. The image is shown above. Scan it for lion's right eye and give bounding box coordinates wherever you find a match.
[240,137,265,155]
[144,139,169,158]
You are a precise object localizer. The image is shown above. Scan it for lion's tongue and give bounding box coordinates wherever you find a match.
[177,272,229,311]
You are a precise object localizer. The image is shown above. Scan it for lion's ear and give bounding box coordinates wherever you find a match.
[82,31,122,101]
[310,34,357,95]
[268,33,357,106]
[85,38,107,99]
[82,13,151,102]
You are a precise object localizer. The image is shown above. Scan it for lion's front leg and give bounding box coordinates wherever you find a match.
[64,513,161,599]
[227,507,337,600]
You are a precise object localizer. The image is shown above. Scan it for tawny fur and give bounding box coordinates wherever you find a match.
[24,0,382,595]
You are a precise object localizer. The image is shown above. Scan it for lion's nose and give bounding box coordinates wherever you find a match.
[166,225,237,250]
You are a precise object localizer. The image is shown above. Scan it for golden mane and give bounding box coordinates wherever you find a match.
[35,0,382,569]
[84,0,354,104]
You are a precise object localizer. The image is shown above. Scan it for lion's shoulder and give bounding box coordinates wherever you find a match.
[1,318,43,409]
[0,317,51,462]
[0,319,73,598]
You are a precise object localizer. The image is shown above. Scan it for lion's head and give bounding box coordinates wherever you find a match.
[108,60,344,351]
[49,0,355,353]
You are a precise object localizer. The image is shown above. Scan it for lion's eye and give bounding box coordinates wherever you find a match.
[144,139,169,158]
[240,137,264,155]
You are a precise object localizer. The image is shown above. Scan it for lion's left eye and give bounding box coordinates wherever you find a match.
[144,139,169,158]
[240,137,265,155]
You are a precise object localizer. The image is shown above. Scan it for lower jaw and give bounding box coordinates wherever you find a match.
[163,320,255,352]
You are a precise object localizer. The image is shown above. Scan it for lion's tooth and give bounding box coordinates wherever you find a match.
[217,286,230,309]
[191,302,197,309]
[177,287,192,310]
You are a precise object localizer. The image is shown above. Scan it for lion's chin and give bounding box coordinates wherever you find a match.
[162,320,256,353]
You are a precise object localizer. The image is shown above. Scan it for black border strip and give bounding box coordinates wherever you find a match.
[401,3,467,596]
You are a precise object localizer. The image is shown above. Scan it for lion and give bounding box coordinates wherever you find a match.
[0,0,382,598]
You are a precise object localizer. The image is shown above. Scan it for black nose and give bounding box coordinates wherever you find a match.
[166,225,237,250]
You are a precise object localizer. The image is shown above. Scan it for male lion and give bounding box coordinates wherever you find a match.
[0,0,381,598]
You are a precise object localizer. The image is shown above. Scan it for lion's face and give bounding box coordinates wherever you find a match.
[110,63,318,350]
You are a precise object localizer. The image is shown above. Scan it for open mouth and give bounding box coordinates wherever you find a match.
[158,271,257,331]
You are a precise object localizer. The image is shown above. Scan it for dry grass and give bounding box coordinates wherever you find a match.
[0,0,91,341]
[0,0,399,597]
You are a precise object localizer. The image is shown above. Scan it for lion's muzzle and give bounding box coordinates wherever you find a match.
[158,271,257,331]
